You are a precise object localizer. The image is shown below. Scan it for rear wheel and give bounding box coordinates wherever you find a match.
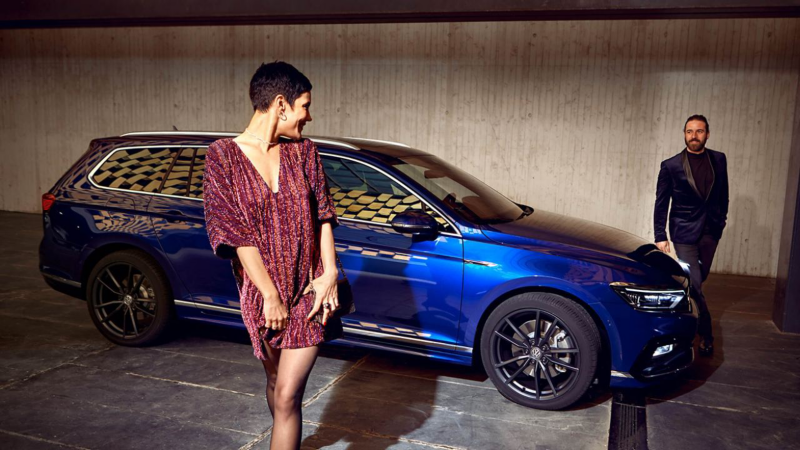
[480,292,600,410]
[86,250,174,346]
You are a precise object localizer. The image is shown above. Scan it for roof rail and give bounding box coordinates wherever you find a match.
[342,137,411,148]
[119,131,360,151]
[121,131,239,137]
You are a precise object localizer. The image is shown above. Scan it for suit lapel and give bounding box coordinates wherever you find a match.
[706,150,716,202]
[681,149,703,199]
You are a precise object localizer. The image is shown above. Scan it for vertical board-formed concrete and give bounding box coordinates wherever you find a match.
[1,19,799,277]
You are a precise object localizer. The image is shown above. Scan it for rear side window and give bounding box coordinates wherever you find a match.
[92,148,177,193]
[161,148,206,198]
[91,146,207,199]
[188,148,206,199]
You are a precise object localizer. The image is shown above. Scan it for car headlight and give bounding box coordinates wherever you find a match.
[610,282,690,312]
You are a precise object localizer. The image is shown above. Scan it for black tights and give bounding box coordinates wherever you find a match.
[261,342,319,450]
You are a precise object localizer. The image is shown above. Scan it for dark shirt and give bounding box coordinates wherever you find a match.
[687,150,713,199]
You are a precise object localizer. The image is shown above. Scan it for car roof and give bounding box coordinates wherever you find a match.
[111,131,432,162]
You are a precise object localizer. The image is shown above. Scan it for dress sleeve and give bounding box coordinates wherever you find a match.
[203,142,258,259]
[304,139,339,228]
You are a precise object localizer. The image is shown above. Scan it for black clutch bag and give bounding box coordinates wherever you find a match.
[309,254,355,324]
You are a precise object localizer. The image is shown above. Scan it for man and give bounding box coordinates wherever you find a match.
[654,114,729,356]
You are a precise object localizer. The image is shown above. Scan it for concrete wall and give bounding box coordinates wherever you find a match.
[1,19,798,277]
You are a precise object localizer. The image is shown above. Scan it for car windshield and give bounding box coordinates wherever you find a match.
[393,155,525,224]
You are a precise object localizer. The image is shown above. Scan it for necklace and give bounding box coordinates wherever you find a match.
[244,128,279,146]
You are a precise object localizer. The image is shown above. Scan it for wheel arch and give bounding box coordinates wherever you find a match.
[80,241,182,300]
[470,285,612,385]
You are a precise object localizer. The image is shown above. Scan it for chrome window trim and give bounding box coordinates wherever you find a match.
[178,300,473,354]
[87,147,463,238]
[87,145,206,202]
[324,153,462,238]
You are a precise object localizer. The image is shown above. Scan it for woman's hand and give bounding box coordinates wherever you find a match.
[262,292,288,331]
[306,270,339,325]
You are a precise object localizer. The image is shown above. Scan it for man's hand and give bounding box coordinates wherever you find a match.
[656,240,671,254]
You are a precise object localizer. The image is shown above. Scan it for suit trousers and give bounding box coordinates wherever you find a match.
[674,234,719,340]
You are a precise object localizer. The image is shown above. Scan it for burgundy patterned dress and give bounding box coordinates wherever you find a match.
[203,138,341,360]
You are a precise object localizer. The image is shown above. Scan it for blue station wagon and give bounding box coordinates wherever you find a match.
[39,132,698,410]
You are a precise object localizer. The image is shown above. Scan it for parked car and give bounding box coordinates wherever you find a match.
[39,131,697,410]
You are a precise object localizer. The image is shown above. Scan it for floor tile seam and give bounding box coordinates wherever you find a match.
[0,311,95,329]
[0,428,92,449]
[151,348,255,366]
[0,274,42,280]
[302,354,369,408]
[646,397,748,413]
[717,310,773,317]
[331,393,608,435]
[238,426,273,450]
[65,361,258,397]
[44,392,262,437]
[684,376,800,390]
[354,367,497,391]
[302,420,468,450]
[0,345,114,390]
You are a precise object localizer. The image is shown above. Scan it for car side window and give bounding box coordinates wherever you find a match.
[321,156,455,233]
[161,148,194,196]
[188,148,206,199]
[92,147,178,193]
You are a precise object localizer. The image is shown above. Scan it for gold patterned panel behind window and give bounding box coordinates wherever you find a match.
[189,148,206,199]
[92,148,177,193]
[327,186,454,232]
[162,148,194,196]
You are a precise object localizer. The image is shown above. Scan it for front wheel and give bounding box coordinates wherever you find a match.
[86,250,174,346]
[480,292,600,410]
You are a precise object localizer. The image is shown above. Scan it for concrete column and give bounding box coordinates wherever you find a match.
[774,76,800,334]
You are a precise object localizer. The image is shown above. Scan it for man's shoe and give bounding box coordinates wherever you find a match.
[698,338,714,357]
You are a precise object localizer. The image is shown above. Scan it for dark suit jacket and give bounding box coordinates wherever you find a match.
[654,148,729,245]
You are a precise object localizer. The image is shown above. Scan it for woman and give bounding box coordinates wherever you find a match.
[203,61,341,450]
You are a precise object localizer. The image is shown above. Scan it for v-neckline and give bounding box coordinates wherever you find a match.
[232,138,282,195]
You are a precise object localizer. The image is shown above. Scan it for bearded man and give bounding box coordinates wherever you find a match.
[654,114,729,356]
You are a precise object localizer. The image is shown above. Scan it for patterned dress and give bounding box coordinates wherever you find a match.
[203,138,341,360]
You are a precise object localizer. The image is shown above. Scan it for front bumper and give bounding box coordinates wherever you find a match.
[608,297,698,388]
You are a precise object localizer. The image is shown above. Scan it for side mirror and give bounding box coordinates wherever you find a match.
[390,210,439,239]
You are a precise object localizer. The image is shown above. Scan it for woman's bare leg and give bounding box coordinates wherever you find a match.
[269,346,320,450]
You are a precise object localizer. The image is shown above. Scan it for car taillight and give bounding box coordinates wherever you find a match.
[42,193,56,212]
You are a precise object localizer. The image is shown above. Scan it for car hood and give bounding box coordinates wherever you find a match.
[481,209,686,277]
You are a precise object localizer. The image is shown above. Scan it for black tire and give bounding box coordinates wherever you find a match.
[86,249,174,346]
[480,292,600,410]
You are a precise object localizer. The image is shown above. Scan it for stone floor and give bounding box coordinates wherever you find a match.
[0,210,798,450]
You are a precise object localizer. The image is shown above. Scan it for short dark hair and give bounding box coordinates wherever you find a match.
[684,114,710,133]
[249,61,312,112]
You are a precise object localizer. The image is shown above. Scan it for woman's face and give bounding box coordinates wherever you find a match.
[278,91,312,140]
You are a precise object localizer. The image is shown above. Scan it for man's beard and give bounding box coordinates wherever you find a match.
[685,138,707,152]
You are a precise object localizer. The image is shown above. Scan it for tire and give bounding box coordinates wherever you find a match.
[86,249,174,346]
[480,292,600,410]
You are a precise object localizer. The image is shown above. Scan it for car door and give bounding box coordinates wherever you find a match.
[147,147,241,316]
[320,152,464,349]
